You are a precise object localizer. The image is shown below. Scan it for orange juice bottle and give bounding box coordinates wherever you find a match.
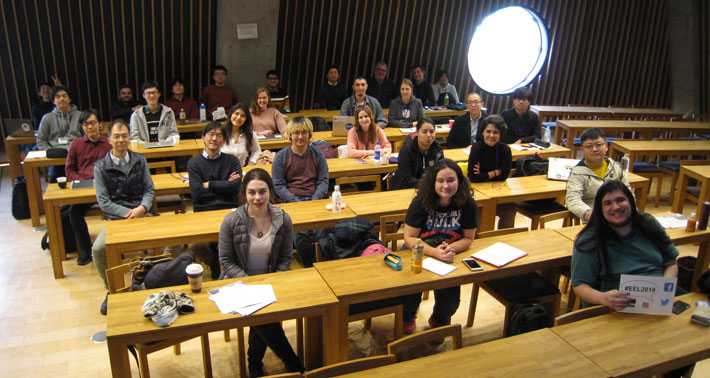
[411,238,424,273]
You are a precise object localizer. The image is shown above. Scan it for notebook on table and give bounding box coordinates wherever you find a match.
[471,242,528,268]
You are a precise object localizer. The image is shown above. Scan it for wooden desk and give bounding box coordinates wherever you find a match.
[287,108,465,123]
[240,157,398,178]
[4,135,36,182]
[554,221,710,292]
[24,139,202,227]
[554,120,648,158]
[552,292,709,377]
[43,173,190,279]
[607,107,682,120]
[104,199,356,269]
[443,144,571,163]
[313,228,575,362]
[672,165,710,217]
[343,188,496,232]
[636,121,710,138]
[339,328,608,377]
[608,140,710,168]
[530,105,614,121]
[107,268,341,377]
[176,120,210,134]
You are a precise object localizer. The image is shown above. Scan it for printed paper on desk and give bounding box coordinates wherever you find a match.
[471,242,528,267]
[422,257,457,276]
[399,127,416,133]
[25,150,47,159]
[618,274,676,315]
[655,214,688,229]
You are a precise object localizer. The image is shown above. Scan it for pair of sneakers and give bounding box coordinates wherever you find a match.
[142,290,195,326]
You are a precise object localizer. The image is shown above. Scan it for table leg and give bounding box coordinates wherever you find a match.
[107,338,132,378]
[691,240,709,292]
[569,130,578,159]
[696,179,709,218]
[5,139,22,182]
[333,299,350,363]
[553,123,563,146]
[106,244,123,269]
[477,200,496,232]
[26,164,43,228]
[321,302,341,366]
[632,180,649,212]
[304,315,323,369]
[672,171,689,214]
[45,201,65,279]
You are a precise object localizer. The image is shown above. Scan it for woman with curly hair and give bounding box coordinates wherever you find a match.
[222,103,261,166]
[401,158,478,334]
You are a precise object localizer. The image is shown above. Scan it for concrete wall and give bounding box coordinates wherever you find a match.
[216,0,280,105]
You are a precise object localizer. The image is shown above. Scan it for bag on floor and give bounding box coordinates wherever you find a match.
[506,302,548,336]
[11,176,30,220]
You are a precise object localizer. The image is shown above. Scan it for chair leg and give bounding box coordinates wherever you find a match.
[502,305,513,337]
[567,289,578,314]
[561,276,570,294]
[394,305,403,340]
[654,175,662,207]
[201,334,213,378]
[173,343,181,355]
[238,327,246,378]
[364,318,372,329]
[224,329,230,342]
[467,284,480,327]
[422,291,430,300]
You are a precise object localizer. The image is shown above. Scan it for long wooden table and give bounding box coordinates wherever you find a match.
[672,165,710,217]
[443,143,571,163]
[106,268,340,377]
[554,221,710,292]
[313,228,576,362]
[608,140,710,171]
[339,328,608,377]
[530,105,614,121]
[104,199,356,269]
[25,139,203,228]
[552,291,709,377]
[43,173,191,279]
[289,108,466,123]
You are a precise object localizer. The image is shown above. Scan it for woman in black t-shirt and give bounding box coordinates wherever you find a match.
[402,158,478,334]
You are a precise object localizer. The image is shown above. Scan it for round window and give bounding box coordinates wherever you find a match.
[467,6,548,94]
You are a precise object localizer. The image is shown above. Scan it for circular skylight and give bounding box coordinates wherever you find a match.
[467,6,548,94]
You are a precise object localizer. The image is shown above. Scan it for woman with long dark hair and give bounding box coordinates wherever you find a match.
[401,158,478,334]
[222,103,261,166]
[218,168,304,377]
[346,105,391,158]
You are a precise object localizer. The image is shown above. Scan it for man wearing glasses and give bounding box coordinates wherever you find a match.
[566,127,631,223]
[92,120,154,315]
[64,109,113,265]
[129,81,178,143]
[366,61,397,108]
[446,92,488,149]
[187,122,242,278]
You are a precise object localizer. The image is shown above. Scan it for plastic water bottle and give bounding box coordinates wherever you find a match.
[621,153,631,178]
[443,93,449,107]
[373,142,381,166]
[199,103,207,122]
[332,185,342,214]
[543,126,551,143]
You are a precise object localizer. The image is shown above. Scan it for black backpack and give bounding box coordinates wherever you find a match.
[515,155,549,177]
[506,302,549,336]
[40,206,78,254]
[11,176,31,220]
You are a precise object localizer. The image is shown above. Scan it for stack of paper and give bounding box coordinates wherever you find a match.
[655,213,688,229]
[471,242,528,267]
[422,258,457,276]
[208,282,277,316]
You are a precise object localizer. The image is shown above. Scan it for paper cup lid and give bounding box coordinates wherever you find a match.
[185,263,203,274]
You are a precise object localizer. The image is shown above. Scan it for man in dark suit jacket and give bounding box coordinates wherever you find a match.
[446,93,487,149]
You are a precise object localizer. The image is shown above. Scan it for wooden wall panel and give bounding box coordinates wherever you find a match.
[276,0,672,115]
[0,0,216,122]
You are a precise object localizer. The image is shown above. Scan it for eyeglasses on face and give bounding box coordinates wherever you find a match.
[582,142,606,150]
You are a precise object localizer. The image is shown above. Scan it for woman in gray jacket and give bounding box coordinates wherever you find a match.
[218,168,303,377]
[388,79,425,128]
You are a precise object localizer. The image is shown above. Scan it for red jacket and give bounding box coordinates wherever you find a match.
[65,136,113,180]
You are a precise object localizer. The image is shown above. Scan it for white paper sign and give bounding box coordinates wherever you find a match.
[237,23,258,39]
[618,274,676,315]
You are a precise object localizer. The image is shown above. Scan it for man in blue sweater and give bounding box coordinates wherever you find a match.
[92,120,154,315]
[187,121,242,278]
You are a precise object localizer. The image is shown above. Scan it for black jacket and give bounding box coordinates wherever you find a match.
[391,133,444,190]
[446,112,488,149]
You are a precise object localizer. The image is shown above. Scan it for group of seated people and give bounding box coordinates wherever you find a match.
[32,70,690,376]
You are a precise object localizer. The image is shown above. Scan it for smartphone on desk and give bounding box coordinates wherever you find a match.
[462,258,483,271]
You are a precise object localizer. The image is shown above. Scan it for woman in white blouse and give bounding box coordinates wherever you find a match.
[222,103,261,166]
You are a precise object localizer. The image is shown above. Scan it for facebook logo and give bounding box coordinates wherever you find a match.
[663,282,674,292]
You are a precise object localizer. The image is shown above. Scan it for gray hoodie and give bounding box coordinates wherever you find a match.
[129,105,179,142]
[37,105,83,150]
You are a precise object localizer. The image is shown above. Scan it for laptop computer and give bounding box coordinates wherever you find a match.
[332,116,355,137]
[143,140,176,149]
[547,157,580,181]
[4,119,36,137]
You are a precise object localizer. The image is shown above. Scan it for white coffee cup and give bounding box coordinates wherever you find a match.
[172,134,180,145]
[130,140,138,149]
[185,263,204,293]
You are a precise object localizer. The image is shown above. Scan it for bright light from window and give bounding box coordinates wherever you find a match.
[467,6,548,94]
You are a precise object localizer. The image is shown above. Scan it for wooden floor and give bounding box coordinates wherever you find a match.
[1,166,708,378]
